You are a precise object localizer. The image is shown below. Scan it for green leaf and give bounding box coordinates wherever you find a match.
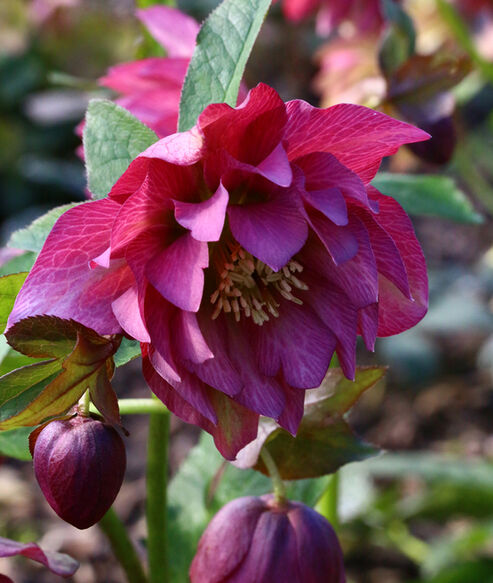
[83,99,158,199]
[178,0,271,132]
[372,173,483,223]
[236,367,385,480]
[0,317,122,429]
[0,426,33,461]
[114,337,141,368]
[7,203,81,253]
[0,252,36,277]
[0,272,28,331]
[379,0,416,76]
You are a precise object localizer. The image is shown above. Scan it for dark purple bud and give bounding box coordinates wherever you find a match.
[33,415,126,529]
[190,495,346,583]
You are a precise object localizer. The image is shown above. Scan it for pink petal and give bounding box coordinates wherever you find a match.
[0,536,78,577]
[100,58,187,94]
[189,311,243,398]
[174,182,229,242]
[252,301,336,389]
[8,200,132,335]
[358,303,379,350]
[295,151,370,209]
[308,209,358,265]
[304,272,358,380]
[172,369,217,425]
[146,232,208,312]
[302,187,348,226]
[277,381,306,435]
[136,6,199,58]
[256,142,293,187]
[111,285,150,343]
[368,188,428,336]
[199,84,287,170]
[173,310,213,364]
[283,0,320,21]
[209,390,260,461]
[284,101,430,183]
[352,203,411,300]
[228,188,308,272]
[139,128,204,166]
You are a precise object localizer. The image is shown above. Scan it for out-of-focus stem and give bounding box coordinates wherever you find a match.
[89,398,169,416]
[99,508,147,583]
[146,396,170,583]
[317,473,340,530]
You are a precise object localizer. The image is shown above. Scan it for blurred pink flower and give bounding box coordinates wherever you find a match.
[99,6,199,138]
[282,0,388,36]
[10,84,429,459]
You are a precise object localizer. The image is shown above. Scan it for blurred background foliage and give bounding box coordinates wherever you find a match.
[0,1,493,582]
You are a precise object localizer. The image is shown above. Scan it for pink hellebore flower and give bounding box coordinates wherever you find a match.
[9,84,429,459]
[99,6,199,138]
[282,0,388,36]
[190,495,345,583]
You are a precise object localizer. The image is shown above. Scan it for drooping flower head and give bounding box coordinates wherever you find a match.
[190,494,346,583]
[9,84,429,459]
[282,0,390,36]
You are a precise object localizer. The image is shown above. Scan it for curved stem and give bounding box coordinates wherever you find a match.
[99,508,147,583]
[146,397,170,583]
[260,447,286,504]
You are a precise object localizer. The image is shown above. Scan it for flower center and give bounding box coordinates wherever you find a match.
[210,244,308,326]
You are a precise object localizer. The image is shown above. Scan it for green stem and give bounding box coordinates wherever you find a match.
[260,447,286,504]
[316,473,340,530]
[146,397,170,583]
[89,399,169,416]
[99,508,147,583]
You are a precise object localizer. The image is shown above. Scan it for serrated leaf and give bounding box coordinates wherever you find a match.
[7,203,82,253]
[0,427,32,461]
[0,317,122,429]
[178,0,271,131]
[0,272,28,331]
[83,99,158,199]
[372,174,482,223]
[0,252,36,277]
[235,367,385,480]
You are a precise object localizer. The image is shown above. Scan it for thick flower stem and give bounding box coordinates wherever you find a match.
[89,399,169,416]
[317,472,340,530]
[99,508,147,583]
[146,397,171,583]
[260,447,287,505]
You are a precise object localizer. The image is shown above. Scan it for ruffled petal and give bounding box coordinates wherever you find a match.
[252,300,336,389]
[173,310,213,364]
[228,188,308,272]
[199,83,287,168]
[368,188,428,336]
[112,285,150,343]
[284,100,430,183]
[174,182,229,242]
[146,232,208,312]
[8,200,132,335]
[307,209,358,265]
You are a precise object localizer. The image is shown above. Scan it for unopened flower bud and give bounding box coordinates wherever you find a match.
[190,494,346,583]
[32,415,126,529]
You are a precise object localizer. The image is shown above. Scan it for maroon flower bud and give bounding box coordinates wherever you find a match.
[190,495,346,583]
[32,415,126,529]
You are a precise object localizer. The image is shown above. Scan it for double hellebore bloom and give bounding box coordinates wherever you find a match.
[9,83,429,459]
[32,415,126,529]
[190,495,345,583]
